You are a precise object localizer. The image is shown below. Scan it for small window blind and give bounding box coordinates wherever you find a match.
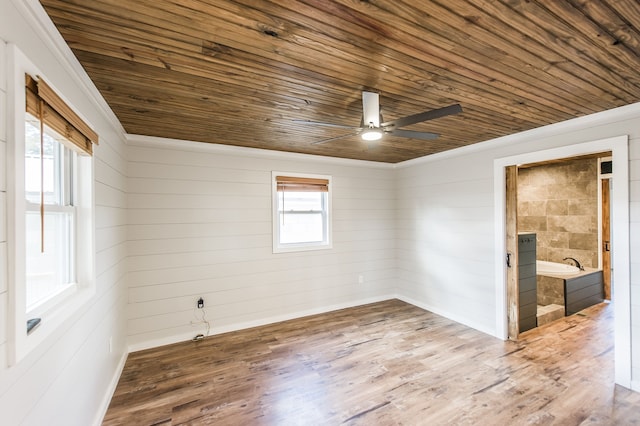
[276,176,329,192]
[25,73,98,156]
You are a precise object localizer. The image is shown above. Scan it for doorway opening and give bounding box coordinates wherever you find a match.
[510,153,611,333]
[494,136,631,389]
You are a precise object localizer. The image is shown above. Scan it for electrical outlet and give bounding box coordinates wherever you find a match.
[197,297,204,309]
[358,274,364,284]
[109,336,113,354]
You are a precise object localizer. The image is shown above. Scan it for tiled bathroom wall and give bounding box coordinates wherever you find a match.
[517,157,599,268]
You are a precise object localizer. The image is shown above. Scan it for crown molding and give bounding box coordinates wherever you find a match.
[126,134,396,169]
[396,101,640,168]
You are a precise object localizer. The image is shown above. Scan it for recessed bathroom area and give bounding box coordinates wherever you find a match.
[516,153,611,332]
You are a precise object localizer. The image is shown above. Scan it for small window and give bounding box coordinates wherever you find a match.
[272,172,332,253]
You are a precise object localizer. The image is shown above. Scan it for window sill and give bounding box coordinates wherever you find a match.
[12,283,94,364]
[26,282,77,319]
[273,242,332,254]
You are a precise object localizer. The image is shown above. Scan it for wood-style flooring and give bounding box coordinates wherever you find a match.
[103,299,640,425]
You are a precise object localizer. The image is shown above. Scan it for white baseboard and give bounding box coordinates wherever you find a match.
[92,351,128,426]
[128,294,397,353]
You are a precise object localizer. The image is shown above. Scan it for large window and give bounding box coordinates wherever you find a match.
[8,45,97,364]
[24,116,77,313]
[272,173,332,253]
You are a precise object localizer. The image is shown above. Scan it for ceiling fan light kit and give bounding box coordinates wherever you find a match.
[361,126,383,141]
[300,91,462,145]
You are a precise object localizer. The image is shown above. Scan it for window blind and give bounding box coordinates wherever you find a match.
[25,73,98,156]
[276,176,329,192]
[26,73,99,251]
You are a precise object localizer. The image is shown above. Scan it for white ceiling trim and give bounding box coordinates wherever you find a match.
[396,100,640,169]
[126,134,396,169]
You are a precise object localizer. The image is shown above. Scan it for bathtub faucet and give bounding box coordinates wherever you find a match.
[563,257,584,271]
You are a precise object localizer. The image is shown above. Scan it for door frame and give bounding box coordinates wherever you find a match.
[493,135,630,389]
[505,165,519,340]
[598,156,613,300]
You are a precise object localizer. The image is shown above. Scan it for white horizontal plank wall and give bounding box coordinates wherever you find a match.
[127,139,397,350]
[396,103,640,389]
[631,138,640,390]
[396,152,496,334]
[0,2,129,425]
[0,39,8,372]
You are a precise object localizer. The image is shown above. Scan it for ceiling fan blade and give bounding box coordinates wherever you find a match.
[292,119,358,130]
[311,131,361,145]
[382,104,462,129]
[388,129,439,140]
[362,91,380,127]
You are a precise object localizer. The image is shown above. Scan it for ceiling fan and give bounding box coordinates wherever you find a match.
[295,91,462,145]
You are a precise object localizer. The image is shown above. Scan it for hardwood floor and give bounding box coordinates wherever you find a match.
[103,300,640,425]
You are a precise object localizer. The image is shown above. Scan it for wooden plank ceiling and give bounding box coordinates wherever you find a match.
[40,0,640,163]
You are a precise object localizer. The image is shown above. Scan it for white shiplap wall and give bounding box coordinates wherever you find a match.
[396,104,640,390]
[396,152,497,334]
[0,39,8,371]
[126,139,397,350]
[0,1,129,424]
[631,140,640,389]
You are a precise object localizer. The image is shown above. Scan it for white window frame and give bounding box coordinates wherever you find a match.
[24,123,77,315]
[6,44,95,364]
[272,171,332,253]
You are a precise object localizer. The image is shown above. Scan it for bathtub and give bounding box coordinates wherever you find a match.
[536,260,580,276]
